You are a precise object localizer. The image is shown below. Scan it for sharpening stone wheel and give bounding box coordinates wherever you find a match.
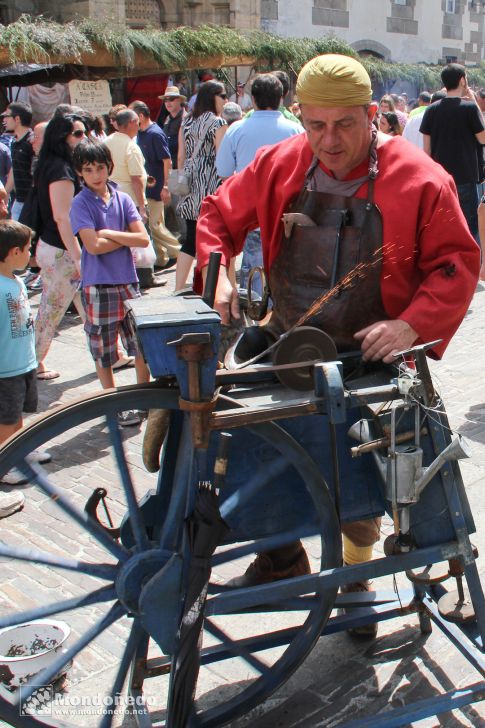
[273,326,338,391]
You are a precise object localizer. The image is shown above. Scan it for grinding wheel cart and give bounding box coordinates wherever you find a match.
[0,285,483,727]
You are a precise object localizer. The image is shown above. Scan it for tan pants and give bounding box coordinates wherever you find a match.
[146,199,180,267]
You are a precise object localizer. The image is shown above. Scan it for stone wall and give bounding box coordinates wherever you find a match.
[261,0,485,65]
[3,0,260,29]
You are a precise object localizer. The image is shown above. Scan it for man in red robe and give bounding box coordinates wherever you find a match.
[196,54,479,632]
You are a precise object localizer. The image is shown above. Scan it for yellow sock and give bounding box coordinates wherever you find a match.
[343,535,373,565]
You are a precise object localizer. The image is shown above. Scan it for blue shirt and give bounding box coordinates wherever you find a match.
[70,182,141,287]
[0,142,11,186]
[136,123,170,200]
[0,274,36,377]
[216,110,303,177]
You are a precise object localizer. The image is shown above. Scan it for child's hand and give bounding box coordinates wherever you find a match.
[97,229,116,240]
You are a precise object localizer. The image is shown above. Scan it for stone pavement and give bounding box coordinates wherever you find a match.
[0,270,484,727]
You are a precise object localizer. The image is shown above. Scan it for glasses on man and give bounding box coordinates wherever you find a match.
[71,130,86,138]
[2,114,12,118]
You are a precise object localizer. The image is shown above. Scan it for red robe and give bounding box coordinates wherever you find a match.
[197,133,480,358]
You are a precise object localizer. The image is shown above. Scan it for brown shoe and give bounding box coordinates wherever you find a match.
[340,577,378,639]
[226,547,310,588]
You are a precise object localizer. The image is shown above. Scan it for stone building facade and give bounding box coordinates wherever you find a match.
[262,0,485,65]
[0,0,261,30]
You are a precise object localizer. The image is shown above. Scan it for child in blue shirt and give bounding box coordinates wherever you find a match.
[0,220,51,498]
[70,140,151,427]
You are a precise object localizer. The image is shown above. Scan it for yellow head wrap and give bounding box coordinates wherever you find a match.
[296,54,372,107]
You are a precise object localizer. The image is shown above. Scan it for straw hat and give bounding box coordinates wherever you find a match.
[158,86,187,102]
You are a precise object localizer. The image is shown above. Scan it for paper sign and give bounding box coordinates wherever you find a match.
[68,80,112,116]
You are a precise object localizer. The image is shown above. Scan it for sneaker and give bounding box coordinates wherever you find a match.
[28,449,52,464]
[0,491,25,519]
[0,451,51,486]
[225,546,310,588]
[23,271,38,286]
[0,468,29,486]
[118,410,142,427]
[28,275,43,291]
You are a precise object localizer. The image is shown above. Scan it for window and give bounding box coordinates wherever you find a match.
[394,0,407,4]
[446,0,456,12]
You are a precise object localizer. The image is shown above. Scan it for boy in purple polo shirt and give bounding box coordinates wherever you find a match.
[70,140,150,426]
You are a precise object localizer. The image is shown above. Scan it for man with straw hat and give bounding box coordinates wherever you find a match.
[196,54,479,633]
[158,85,187,169]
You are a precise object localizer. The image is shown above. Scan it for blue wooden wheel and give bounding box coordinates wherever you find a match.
[0,383,341,727]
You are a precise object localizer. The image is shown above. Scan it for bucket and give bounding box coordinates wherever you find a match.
[0,620,71,688]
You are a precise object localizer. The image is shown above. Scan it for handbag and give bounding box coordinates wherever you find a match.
[133,241,156,268]
[167,168,191,196]
[167,115,214,196]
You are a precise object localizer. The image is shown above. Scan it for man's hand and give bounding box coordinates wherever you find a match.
[161,187,171,205]
[203,265,240,325]
[139,206,148,225]
[354,319,418,363]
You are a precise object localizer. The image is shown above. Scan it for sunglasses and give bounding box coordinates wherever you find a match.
[71,129,86,138]
[217,93,228,100]
[2,114,12,118]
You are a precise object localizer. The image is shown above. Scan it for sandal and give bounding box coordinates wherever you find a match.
[112,355,135,371]
[37,369,60,380]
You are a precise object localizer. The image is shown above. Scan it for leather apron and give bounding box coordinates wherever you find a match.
[267,138,387,352]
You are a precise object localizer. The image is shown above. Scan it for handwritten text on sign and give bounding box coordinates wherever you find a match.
[68,80,112,116]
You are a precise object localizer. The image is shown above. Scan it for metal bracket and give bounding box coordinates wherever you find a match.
[167,332,213,362]
[314,362,346,424]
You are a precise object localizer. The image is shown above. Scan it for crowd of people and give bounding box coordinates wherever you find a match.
[0,51,483,616]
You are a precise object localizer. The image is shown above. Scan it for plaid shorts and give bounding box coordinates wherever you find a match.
[81,284,140,368]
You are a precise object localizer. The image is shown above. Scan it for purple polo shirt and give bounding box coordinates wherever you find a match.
[70,182,141,287]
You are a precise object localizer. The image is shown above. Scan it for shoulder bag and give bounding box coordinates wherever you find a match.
[167,115,214,196]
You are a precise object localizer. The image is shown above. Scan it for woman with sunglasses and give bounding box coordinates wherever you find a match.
[34,114,86,380]
[175,80,227,290]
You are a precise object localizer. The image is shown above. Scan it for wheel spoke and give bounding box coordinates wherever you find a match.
[212,524,317,567]
[18,461,130,562]
[99,619,144,728]
[0,542,118,580]
[0,585,117,629]
[204,619,270,676]
[219,456,290,522]
[107,416,151,552]
[16,601,126,707]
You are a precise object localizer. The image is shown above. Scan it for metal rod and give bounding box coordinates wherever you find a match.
[207,544,461,617]
[350,427,427,457]
[340,682,485,727]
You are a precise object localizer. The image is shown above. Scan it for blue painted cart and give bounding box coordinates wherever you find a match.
[0,292,483,727]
